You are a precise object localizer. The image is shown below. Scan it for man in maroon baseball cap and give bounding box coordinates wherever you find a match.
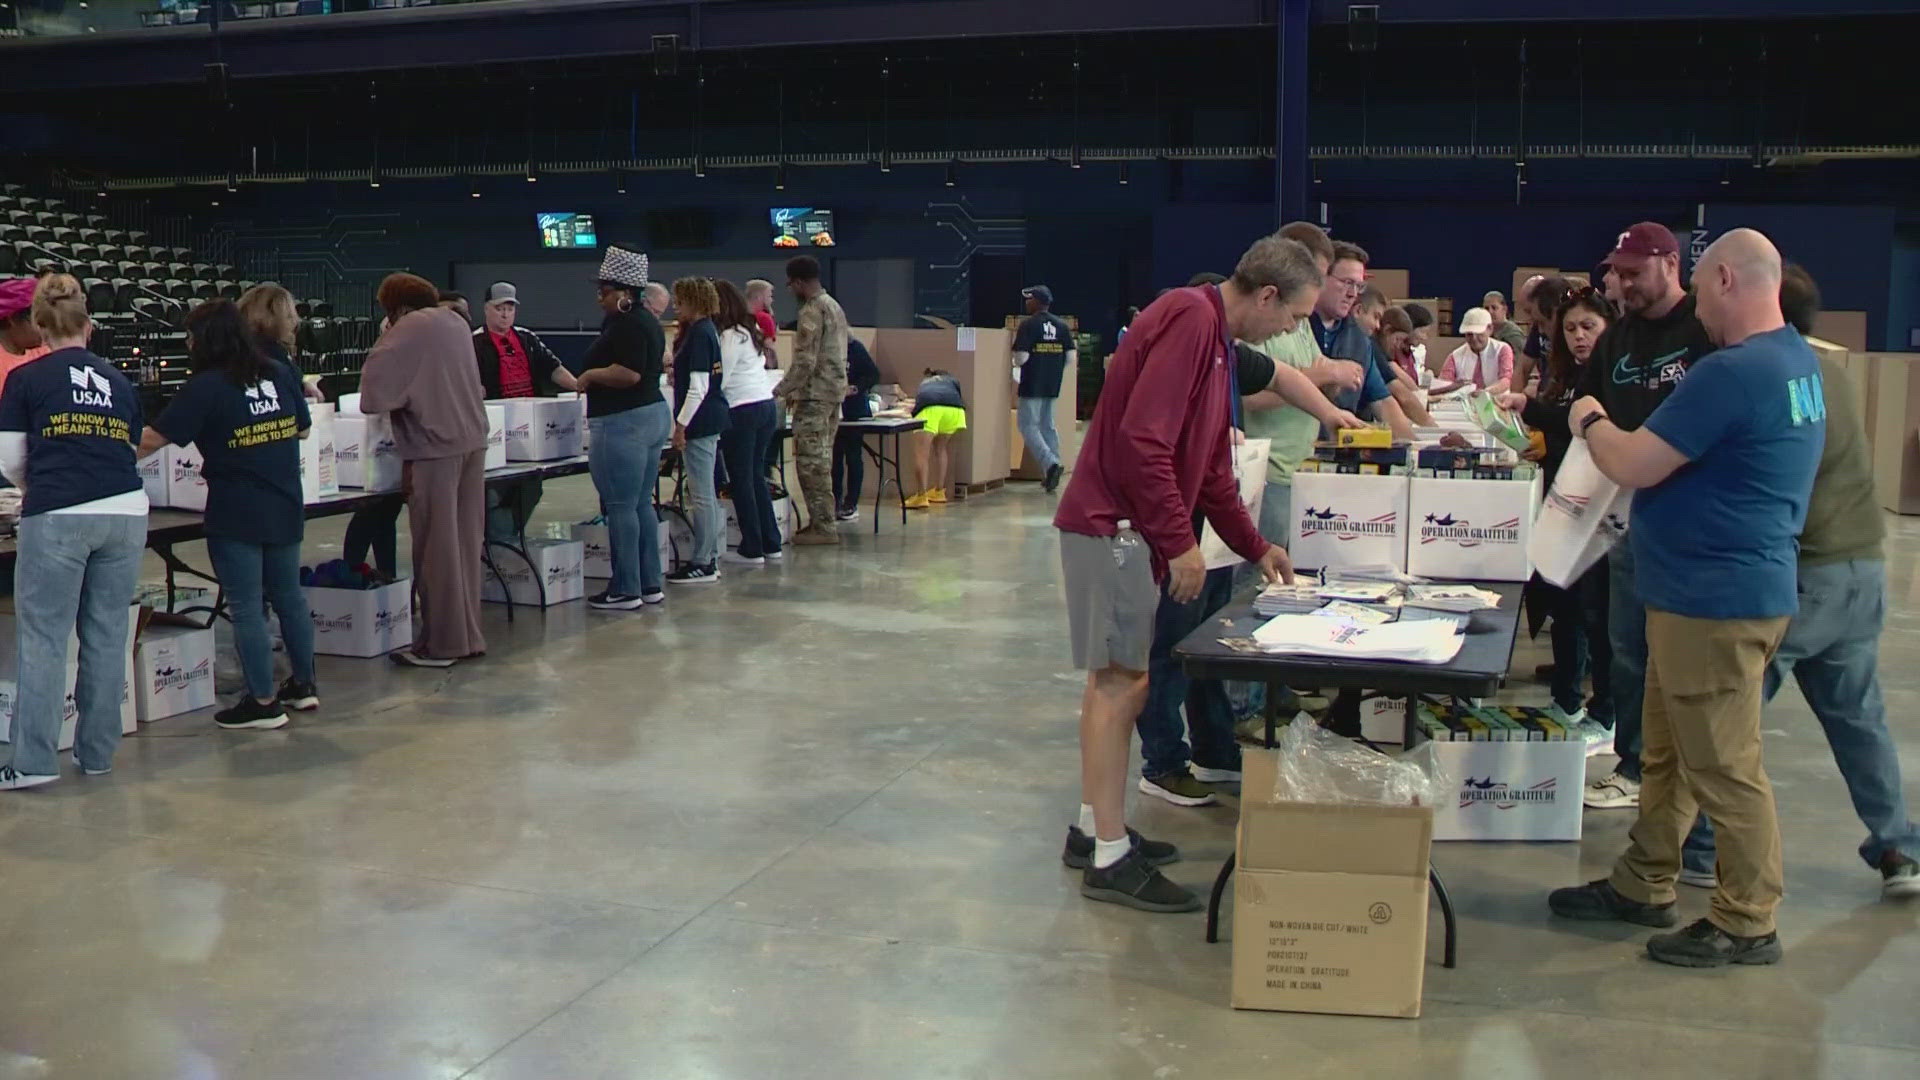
[1599,222,1685,318]
[1565,222,1717,827]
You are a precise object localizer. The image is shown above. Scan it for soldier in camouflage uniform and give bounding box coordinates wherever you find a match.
[776,256,848,544]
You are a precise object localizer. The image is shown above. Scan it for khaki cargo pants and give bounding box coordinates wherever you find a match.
[1610,608,1790,937]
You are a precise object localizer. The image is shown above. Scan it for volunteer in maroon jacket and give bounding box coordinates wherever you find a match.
[1054,234,1312,913]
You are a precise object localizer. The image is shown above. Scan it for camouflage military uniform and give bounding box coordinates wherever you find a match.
[781,289,849,535]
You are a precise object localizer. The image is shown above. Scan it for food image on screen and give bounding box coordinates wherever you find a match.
[538,213,599,249]
[771,208,835,248]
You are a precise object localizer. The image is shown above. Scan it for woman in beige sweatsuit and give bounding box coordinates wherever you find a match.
[360,273,490,667]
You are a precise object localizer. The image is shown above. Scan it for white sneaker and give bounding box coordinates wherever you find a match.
[1571,717,1615,758]
[764,550,784,561]
[1191,764,1243,784]
[0,766,58,791]
[722,551,765,566]
[1584,770,1640,809]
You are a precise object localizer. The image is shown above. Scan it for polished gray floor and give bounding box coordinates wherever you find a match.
[1,476,1916,1079]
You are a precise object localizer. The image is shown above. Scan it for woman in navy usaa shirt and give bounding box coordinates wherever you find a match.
[142,299,317,734]
[0,274,146,790]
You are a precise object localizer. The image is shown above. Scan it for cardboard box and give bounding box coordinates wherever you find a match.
[557,393,590,450]
[574,521,673,579]
[1233,748,1433,1018]
[1363,696,1408,745]
[485,404,506,471]
[299,402,339,504]
[1406,475,1541,582]
[165,443,207,512]
[136,451,167,506]
[1366,268,1410,300]
[1866,353,1920,514]
[134,624,216,723]
[722,495,796,550]
[492,397,583,461]
[1419,735,1584,841]
[482,539,585,607]
[334,414,403,492]
[1813,310,1868,352]
[1288,471,1410,573]
[307,579,412,657]
[0,603,140,749]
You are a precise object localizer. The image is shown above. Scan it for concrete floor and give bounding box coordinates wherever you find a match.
[0,474,1916,1079]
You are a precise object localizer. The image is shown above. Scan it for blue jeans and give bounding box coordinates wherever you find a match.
[1016,396,1062,472]
[1550,557,1614,724]
[7,513,143,775]
[1686,559,1918,870]
[721,400,782,559]
[1135,566,1241,779]
[682,434,723,567]
[207,537,315,701]
[1608,539,1649,780]
[589,402,671,596]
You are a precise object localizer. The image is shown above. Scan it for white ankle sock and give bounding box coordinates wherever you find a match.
[1093,834,1132,870]
[1077,804,1097,836]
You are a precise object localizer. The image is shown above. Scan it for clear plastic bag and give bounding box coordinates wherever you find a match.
[1270,714,1453,808]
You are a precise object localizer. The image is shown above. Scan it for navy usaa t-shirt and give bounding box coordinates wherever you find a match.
[0,346,144,517]
[153,358,311,545]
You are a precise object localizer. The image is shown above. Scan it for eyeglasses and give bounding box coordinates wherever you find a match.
[1330,274,1365,293]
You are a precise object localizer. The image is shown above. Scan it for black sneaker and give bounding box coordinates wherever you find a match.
[1043,463,1064,493]
[1547,879,1679,927]
[0,766,59,791]
[666,564,721,585]
[390,648,456,668]
[1646,917,1782,968]
[1881,853,1920,899]
[588,591,646,610]
[215,696,290,731]
[1080,845,1202,913]
[277,678,320,712]
[835,506,860,522]
[1062,825,1180,870]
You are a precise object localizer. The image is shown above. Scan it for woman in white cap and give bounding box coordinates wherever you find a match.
[577,243,671,610]
[1433,306,1514,395]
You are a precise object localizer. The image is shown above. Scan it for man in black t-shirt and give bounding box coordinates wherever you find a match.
[1012,285,1076,493]
[1574,223,1720,824]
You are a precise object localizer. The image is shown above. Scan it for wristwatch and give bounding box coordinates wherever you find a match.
[1579,411,1607,436]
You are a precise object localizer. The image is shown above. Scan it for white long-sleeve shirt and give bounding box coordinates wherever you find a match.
[719,326,774,408]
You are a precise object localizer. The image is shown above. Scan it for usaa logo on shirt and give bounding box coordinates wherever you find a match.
[245,378,282,417]
[68,365,113,408]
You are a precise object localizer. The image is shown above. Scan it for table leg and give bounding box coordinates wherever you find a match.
[150,540,227,625]
[1205,853,1235,944]
[480,540,524,623]
[895,431,907,528]
[1430,865,1458,968]
[865,432,884,535]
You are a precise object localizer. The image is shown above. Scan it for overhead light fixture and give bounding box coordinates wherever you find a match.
[774,163,787,191]
[944,161,956,188]
[693,154,705,178]
[469,176,480,198]
[1070,145,1082,170]
[525,163,537,183]
[616,170,628,194]
[369,167,382,189]
[1118,161,1129,185]
[225,172,237,193]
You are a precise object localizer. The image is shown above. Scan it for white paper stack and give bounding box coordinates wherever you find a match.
[1251,614,1464,664]
[1252,583,1326,617]
[1404,584,1503,612]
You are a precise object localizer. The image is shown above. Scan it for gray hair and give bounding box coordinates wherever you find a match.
[744,278,774,300]
[1231,234,1324,299]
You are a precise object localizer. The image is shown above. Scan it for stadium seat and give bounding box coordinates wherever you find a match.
[131,297,165,322]
[17,198,42,212]
[70,243,98,262]
[84,278,115,312]
[102,229,126,244]
[50,227,76,244]
[189,279,214,299]
[4,210,28,226]
[84,214,108,228]
[57,213,82,227]
[167,247,191,261]
[0,226,23,244]
[127,230,150,244]
[216,279,240,300]
[112,279,136,310]
[98,245,124,264]
[191,263,215,278]
[163,279,191,301]
[138,262,163,278]
[77,228,104,245]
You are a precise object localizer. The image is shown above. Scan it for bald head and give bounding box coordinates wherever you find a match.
[1692,228,1786,347]
[642,282,670,317]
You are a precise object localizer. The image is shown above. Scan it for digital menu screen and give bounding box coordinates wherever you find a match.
[538,212,598,249]
[771,207,835,248]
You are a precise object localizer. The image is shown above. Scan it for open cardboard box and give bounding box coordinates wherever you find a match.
[1233,748,1434,1018]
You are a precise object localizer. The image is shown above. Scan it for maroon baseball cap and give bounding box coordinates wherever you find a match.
[1600,222,1680,269]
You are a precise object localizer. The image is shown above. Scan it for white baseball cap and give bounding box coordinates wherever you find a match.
[1458,307,1493,334]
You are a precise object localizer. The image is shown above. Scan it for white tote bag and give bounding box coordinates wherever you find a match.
[1529,439,1631,587]
[1199,437,1270,570]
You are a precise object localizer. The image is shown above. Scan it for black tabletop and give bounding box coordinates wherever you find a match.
[1174,580,1524,699]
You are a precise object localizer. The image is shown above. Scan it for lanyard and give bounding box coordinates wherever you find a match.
[1213,285,1241,430]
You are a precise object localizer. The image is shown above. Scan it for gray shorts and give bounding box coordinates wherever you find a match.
[1059,528,1158,672]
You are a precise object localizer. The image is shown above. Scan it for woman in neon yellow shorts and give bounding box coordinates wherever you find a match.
[905,368,966,508]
